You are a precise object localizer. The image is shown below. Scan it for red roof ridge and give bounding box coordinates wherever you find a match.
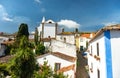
[52,52,76,62]
[36,52,76,62]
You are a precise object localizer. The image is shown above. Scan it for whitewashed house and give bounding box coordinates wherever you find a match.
[75,33,94,51]
[87,24,120,78]
[37,17,77,78]
[37,52,76,78]
[37,39,77,78]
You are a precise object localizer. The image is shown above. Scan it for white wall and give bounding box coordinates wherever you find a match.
[51,40,76,57]
[110,30,120,78]
[44,42,50,47]
[56,35,75,44]
[43,23,56,38]
[88,33,107,78]
[37,54,75,78]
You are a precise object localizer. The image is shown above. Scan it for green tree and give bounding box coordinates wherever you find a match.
[34,27,39,46]
[36,61,68,78]
[0,63,9,77]
[11,23,29,54]
[35,43,45,55]
[53,72,68,78]
[8,36,38,78]
[39,61,53,78]
[15,23,29,47]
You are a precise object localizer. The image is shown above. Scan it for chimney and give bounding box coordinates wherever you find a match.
[62,28,64,33]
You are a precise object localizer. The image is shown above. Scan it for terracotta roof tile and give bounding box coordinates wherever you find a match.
[37,52,76,62]
[52,52,76,62]
[41,38,55,42]
[81,34,91,38]
[58,64,75,72]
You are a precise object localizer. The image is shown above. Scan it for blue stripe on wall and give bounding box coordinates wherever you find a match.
[104,30,113,78]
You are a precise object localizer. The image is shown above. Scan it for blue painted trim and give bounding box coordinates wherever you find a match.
[104,30,113,78]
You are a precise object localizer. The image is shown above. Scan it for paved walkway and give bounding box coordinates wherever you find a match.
[76,52,89,78]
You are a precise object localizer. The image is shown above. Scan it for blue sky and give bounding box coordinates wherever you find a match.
[0,0,120,33]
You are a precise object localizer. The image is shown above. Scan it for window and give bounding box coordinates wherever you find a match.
[54,63,61,72]
[97,69,100,78]
[91,63,93,69]
[80,46,84,51]
[60,36,63,40]
[90,63,93,72]
[64,37,66,43]
[91,45,93,55]
[49,21,52,23]
[97,43,99,56]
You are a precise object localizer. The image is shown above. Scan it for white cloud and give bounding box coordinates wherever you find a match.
[13,16,31,25]
[58,19,80,28]
[0,4,13,22]
[2,16,13,22]
[34,0,41,3]
[102,22,118,26]
[0,4,31,24]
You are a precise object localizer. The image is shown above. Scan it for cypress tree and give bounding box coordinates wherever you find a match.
[34,27,38,46]
[9,36,38,78]
[15,23,29,47]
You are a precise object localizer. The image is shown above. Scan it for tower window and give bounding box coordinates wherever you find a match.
[49,21,52,23]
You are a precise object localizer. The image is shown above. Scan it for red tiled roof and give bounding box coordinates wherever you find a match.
[81,34,91,38]
[52,52,76,62]
[41,38,55,42]
[37,52,76,62]
[58,64,75,72]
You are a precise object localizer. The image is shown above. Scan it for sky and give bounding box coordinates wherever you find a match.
[0,0,120,33]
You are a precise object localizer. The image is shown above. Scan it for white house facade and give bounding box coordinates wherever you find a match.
[88,24,120,78]
[37,52,76,78]
[56,34,75,45]
[79,37,90,51]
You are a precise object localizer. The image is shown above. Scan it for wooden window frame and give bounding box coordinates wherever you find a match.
[54,63,61,72]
